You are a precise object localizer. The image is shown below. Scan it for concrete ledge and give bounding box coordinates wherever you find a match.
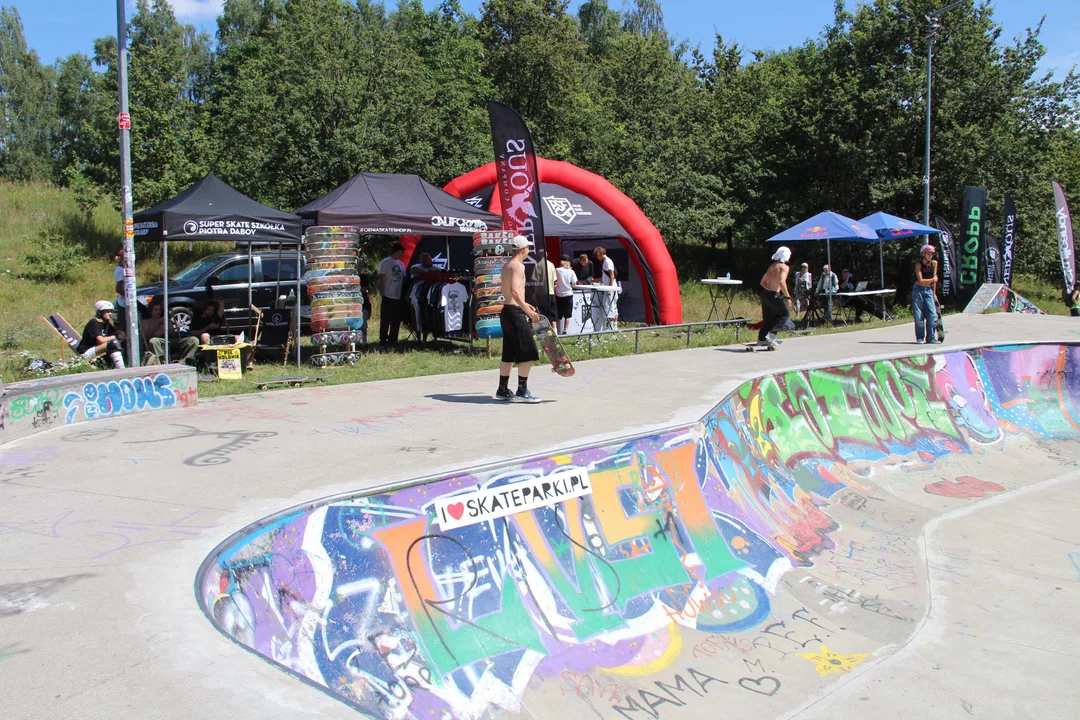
[0,364,197,443]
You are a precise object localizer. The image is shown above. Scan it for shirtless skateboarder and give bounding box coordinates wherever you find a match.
[757,246,793,348]
[495,236,542,403]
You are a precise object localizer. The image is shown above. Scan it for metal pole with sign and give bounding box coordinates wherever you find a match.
[922,1,964,226]
[116,0,139,366]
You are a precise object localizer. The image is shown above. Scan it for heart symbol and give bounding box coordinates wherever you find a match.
[738,676,780,697]
[447,502,465,521]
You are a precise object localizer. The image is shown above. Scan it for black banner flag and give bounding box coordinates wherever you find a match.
[984,232,1002,284]
[488,100,550,317]
[1002,195,1016,287]
[958,186,987,301]
[934,216,958,299]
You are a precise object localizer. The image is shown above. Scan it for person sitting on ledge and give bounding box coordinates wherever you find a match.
[141,302,200,364]
[75,300,125,368]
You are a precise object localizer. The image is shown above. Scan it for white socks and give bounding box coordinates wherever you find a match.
[109,351,125,369]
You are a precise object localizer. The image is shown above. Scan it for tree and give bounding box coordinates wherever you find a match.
[0,7,58,180]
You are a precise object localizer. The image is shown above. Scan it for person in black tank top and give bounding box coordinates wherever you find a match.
[912,245,939,343]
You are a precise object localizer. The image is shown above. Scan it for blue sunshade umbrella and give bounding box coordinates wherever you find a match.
[859,212,940,287]
[767,211,878,276]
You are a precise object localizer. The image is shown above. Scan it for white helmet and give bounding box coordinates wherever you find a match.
[95,300,115,313]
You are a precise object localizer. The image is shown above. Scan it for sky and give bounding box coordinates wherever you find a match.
[13,0,1080,80]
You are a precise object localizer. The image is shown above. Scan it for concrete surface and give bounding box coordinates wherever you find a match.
[0,364,197,442]
[1,313,1079,720]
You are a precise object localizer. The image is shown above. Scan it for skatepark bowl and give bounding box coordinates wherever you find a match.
[196,342,1080,719]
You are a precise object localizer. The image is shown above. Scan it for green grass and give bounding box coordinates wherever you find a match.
[0,180,989,396]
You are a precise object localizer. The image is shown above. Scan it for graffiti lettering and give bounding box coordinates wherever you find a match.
[62,373,188,424]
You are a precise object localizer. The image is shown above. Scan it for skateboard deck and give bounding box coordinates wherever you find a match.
[307,278,361,293]
[311,290,365,301]
[532,316,574,377]
[305,226,359,236]
[254,374,330,389]
[311,331,364,346]
[310,351,362,367]
[744,343,776,351]
[934,298,945,342]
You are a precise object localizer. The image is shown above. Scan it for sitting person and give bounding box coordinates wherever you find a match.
[191,299,240,344]
[141,302,199,363]
[75,300,125,368]
[839,268,871,321]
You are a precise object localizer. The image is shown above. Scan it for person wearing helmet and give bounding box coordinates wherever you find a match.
[75,300,125,368]
[913,244,939,343]
[757,246,792,347]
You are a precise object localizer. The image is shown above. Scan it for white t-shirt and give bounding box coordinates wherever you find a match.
[378,257,405,300]
[554,267,576,297]
[441,282,467,332]
[113,265,127,307]
[600,257,616,286]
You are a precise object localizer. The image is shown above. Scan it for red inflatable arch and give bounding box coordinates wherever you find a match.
[401,158,682,325]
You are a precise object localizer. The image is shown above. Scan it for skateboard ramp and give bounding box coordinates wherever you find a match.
[196,343,1080,719]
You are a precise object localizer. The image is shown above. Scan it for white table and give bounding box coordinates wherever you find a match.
[573,284,619,332]
[701,278,743,321]
[832,289,896,323]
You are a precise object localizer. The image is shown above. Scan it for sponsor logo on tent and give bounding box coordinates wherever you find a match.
[133,221,159,237]
[182,219,288,237]
[463,196,484,208]
[431,216,489,233]
[543,195,593,225]
[800,225,828,238]
[184,220,199,234]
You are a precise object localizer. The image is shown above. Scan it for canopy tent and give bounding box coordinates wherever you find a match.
[295,173,500,235]
[133,173,303,367]
[767,211,878,283]
[401,158,682,325]
[858,213,939,287]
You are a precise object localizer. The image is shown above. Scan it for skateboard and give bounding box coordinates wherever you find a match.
[744,343,776,352]
[531,316,574,377]
[254,374,330,389]
[312,331,364,346]
[310,351,362,367]
[934,298,945,342]
[311,290,365,302]
[307,279,361,294]
[306,261,354,270]
[305,226,359,236]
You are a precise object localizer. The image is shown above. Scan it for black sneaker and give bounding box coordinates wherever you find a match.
[494,387,515,401]
[513,389,542,404]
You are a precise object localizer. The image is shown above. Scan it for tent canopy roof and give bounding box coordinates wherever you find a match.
[295,173,500,236]
[462,182,629,240]
[859,212,940,239]
[133,173,301,243]
[767,211,878,243]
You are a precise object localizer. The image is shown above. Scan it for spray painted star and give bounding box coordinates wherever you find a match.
[797,644,869,677]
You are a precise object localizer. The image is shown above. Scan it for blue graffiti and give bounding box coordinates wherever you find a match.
[63,373,176,424]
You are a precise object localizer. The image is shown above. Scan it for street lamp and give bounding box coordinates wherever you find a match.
[922,0,965,226]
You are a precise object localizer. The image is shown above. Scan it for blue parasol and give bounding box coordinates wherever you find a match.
[859,212,940,287]
[767,211,878,276]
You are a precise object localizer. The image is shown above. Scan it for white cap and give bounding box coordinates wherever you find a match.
[95,300,115,312]
[771,246,791,263]
[508,235,533,250]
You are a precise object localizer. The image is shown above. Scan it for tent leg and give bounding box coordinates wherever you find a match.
[247,243,253,343]
[486,338,491,360]
[296,239,302,370]
[163,242,170,365]
[879,239,885,290]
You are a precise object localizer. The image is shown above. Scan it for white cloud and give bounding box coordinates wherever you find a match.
[167,0,225,22]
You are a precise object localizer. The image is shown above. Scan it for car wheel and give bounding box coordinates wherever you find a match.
[170,305,194,336]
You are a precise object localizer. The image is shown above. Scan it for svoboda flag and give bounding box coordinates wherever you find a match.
[1053,181,1076,293]
[1002,194,1016,287]
[934,216,958,299]
[488,101,550,316]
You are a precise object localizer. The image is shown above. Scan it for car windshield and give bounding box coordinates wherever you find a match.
[170,256,224,284]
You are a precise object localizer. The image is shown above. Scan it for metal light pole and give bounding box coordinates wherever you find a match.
[922,0,965,226]
[117,0,140,366]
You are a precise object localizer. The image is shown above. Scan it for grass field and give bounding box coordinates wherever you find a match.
[3,180,1056,398]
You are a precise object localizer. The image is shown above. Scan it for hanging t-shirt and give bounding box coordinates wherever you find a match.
[441,282,467,333]
[555,267,576,297]
[378,257,406,300]
[600,257,616,286]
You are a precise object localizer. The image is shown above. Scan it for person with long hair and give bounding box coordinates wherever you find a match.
[913,244,939,343]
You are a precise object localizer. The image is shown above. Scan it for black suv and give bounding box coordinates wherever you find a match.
[136,251,310,334]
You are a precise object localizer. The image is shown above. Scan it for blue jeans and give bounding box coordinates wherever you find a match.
[912,284,937,342]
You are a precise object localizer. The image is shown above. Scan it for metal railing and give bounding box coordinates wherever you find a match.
[569,317,749,355]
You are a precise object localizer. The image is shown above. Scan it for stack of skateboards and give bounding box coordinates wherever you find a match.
[472,230,516,339]
[303,226,365,366]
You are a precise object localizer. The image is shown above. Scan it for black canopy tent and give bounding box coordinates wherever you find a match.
[295,173,500,234]
[133,173,303,367]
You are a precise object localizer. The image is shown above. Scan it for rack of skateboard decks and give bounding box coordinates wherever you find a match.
[472,230,516,359]
[303,226,366,366]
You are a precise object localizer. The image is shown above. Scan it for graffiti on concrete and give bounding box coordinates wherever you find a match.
[924,475,1005,498]
[197,345,1080,719]
[62,373,190,424]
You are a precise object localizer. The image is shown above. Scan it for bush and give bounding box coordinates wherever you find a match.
[19,231,90,282]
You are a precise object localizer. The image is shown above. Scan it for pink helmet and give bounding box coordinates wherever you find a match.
[920,244,936,254]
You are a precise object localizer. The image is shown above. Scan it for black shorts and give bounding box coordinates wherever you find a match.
[556,295,573,320]
[500,306,540,364]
